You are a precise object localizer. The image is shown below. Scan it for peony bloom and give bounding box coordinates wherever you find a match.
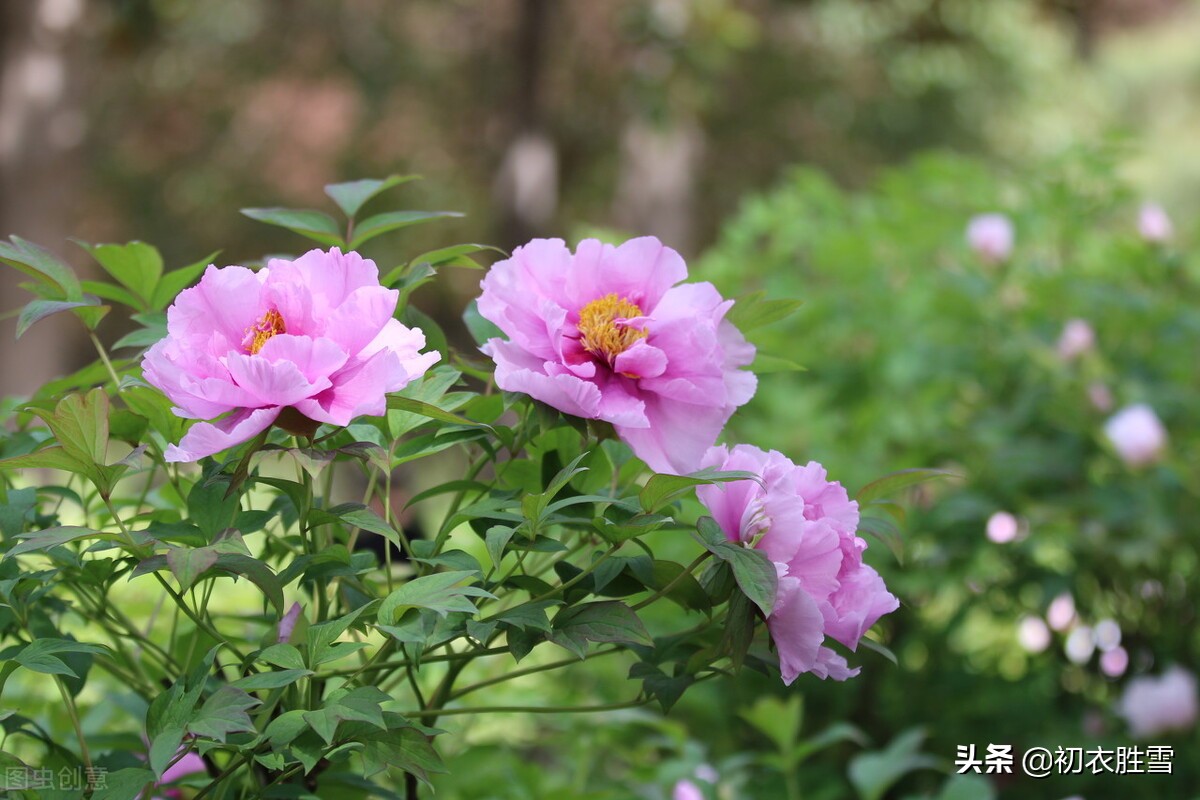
[986,511,1019,544]
[697,445,899,684]
[673,780,704,800]
[1104,404,1167,467]
[1138,203,1173,243]
[143,248,439,462]
[155,750,207,800]
[1118,666,1199,738]
[966,213,1014,263]
[1056,319,1095,361]
[477,237,755,474]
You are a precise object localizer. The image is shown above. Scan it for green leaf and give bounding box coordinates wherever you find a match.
[12,638,107,678]
[313,503,402,550]
[639,468,761,513]
[212,553,285,615]
[385,395,492,431]
[936,773,997,800]
[149,725,185,776]
[695,517,777,617]
[550,600,652,658]
[30,389,112,479]
[89,768,155,800]
[241,207,344,247]
[848,729,939,800]
[166,547,219,592]
[378,571,494,624]
[325,175,420,218]
[257,643,306,671]
[263,709,309,748]
[751,353,807,373]
[303,686,388,745]
[725,290,803,332]
[187,685,261,742]
[407,242,503,270]
[495,600,558,633]
[307,603,374,668]
[16,297,105,338]
[855,468,958,504]
[5,526,114,558]
[231,668,312,691]
[77,241,163,307]
[188,476,240,539]
[462,298,504,347]
[152,251,217,310]
[485,525,516,571]
[349,210,463,249]
[0,236,81,298]
[740,695,802,755]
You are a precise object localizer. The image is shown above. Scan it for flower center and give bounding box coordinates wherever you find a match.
[577,293,647,362]
[243,308,286,355]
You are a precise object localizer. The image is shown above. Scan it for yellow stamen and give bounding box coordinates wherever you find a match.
[244,308,286,354]
[577,293,646,362]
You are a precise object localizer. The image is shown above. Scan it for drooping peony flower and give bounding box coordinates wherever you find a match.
[477,237,755,474]
[1118,666,1199,738]
[966,213,1014,263]
[1104,404,1167,467]
[1138,203,1173,243]
[986,511,1019,543]
[673,780,704,800]
[1056,318,1095,361]
[697,444,899,684]
[143,248,439,462]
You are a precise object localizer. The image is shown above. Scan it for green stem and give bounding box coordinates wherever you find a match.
[446,646,622,702]
[53,676,91,771]
[401,696,650,718]
[631,551,711,611]
[88,331,122,388]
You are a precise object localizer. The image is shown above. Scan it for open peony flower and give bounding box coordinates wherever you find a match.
[1104,404,1167,467]
[1118,666,1198,738]
[697,444,899,684]
[966,213,1014,263]
[477,237,755,474]
[155,750,207,800]
[143,248,439,462]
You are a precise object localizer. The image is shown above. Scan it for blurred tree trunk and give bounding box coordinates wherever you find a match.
[0,0,87,397]
[613,117,704,255]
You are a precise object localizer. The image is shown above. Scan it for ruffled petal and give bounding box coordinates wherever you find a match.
[165,407,281,463]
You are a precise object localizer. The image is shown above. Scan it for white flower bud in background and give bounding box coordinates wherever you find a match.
[1104,404,1167,467]
[966,213,1014,263]
[1138,203,1173,243]
[1065,626,1095,664]
[1118,667,1199,738]
[1093,619,1121,652]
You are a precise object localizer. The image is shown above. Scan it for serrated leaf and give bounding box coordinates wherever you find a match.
[187,685,260,742]
[241,207,344,247]
[349,210,463,249]
[325,175,419,218]
[551,600,652,658]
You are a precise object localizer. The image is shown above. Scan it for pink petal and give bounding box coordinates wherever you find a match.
[612,340,668,379]
[567,237,688,312]
[224,350,333,408]
[165,407,281,463]
[767,566,825,686]
[485,338,603,420]
[253,335,349,385]
[616,392,736,475]
[166,265,265,348]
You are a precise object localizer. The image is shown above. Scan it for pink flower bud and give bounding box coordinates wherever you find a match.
[966,213,1014,263]
[673,779,704,800]
[1056,319,1095,361]
[986,511,1019,543]
[1046,592,1075,632]
[1138,203,1173,243]
[1104,404,1167,467]
[1101,647,1128,678]
[1018,616,1050,653]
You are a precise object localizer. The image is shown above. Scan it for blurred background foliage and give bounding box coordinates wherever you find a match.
[2,0,1199,798]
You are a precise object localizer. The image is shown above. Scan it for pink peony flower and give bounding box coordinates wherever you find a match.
[1101,647,1129,678]
[1118,666,1199,738]
[477,237,755,474]
[277,602,303,643]
[1056,318,1095,361]
[155,750,207,800]
[966,213,1014,263]
[1104,404,1167,467]
[1138,203,1173,243]
[697,445,899,684]
[142,248,439,462]
[673,779,704,800]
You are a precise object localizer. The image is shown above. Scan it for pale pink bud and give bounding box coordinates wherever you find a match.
[1066,626,1095,664]
[1087,382,1113,412]
[1046,592,1076,632]
[1104,404,1167,467]
[1056,319,1095,361]
[1138,203,1173,243]
[278,602,303,644]
[966,213,1014,263]
[1018,616,1051,653]
[1119,666,1199,738]
[986,511,1019,544]
[1101,647,1129,678]
[673,779,704,800]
